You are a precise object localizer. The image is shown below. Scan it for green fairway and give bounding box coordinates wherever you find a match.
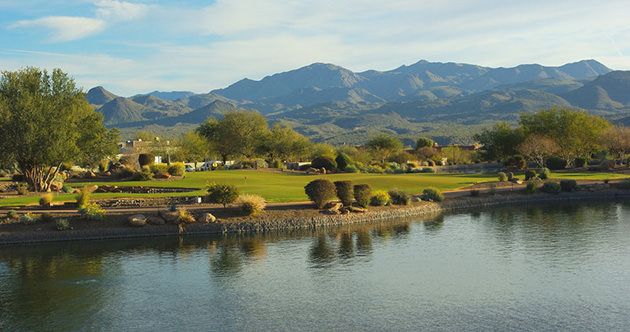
[1,170,629,208]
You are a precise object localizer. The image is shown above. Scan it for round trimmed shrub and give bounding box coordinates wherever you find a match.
[334,180,354,206]
[150,163,169,174]
[497,172,508,182]
[353,184,372,208]
[574,158,587,168]
[168,162,186,176]
[138,153,154,167]
[541,181,561,194]
[370,190,390,206]
[388,189,410,205]
[422,187,444,202]
[524,169,537,181]
[304,179,336,209]
[538,167,551,180]
[560,179,579,192]
[546,157,567,170]
[311,156,337,172]
[39,193,53,207]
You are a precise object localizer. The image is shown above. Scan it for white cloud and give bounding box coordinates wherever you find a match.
[95,0,148,21]
[11,16,106,42]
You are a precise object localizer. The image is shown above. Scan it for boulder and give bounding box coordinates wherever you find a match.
[146,216,166,225]
[159,210,180,224]
[348,206,367,213]
[128,214,147,227]
[197,212,217,223]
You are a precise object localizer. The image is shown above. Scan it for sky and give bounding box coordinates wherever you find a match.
[1,0,629,96]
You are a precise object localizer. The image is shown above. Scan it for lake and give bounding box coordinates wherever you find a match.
[1,201,630,331]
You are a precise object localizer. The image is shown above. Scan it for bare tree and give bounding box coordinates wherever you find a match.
[518,135,559,168]
[601,126,630,160]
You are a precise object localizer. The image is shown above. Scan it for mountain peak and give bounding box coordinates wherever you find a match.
[87,86,118,105]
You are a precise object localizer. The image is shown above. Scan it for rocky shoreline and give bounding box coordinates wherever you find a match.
[2,190,630,245]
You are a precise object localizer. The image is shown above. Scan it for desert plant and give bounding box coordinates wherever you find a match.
[16,183,28,195]
[574,157,587,168]
[546,157,567,170]
[138,153,154,167]
[150,163,169,174]
[177,208,196,223]
[420,167,436,173]
[236,194,267,215]
[79,202,106,220]
[525,179,540,194]
[114,166,135,179]
[62,185,74,193]
[206,183,239,208]
[335,152,353,171]
[12,173,25,182]
[7,210,19,220]
[168,162,186,176]
[506,172,514,181]
[388,189,410,205]
[470,189,480,197]
[132,169,153,181]
[20,213,35,224]
[56,219,72,231]
[353,184,372,208]
[344,165,359,173]
[524,169,537,181]
[304,179,336,209]
[497,172,508,182]
[98,159,110,173]
[334,180,354,206]
[538,167,551,180]
[39,193,53,207]
[370,190,390,206]
[540,181,562,194]
[422,187,444,202]
[75,186,92,209]
[560,179,579,192]
[311,156,337,172]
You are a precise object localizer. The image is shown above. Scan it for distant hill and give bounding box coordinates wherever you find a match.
[89,59,630,144]
[141,90,196,101]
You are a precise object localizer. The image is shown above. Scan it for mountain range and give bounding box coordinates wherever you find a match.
[87,59,630,145]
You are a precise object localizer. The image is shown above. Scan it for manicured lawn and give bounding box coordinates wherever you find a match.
[1,170,629,208]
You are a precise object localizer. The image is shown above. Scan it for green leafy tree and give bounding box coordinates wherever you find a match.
[520,107,611,167]
[473,122,524,161]
[206,183,239,208]
[0,67,118,192]
[257,124,312,162]
[366,134,403,163]
[197,110,268,164]
[416,137,434,149]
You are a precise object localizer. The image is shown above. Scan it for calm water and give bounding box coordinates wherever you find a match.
[2,202,630,331]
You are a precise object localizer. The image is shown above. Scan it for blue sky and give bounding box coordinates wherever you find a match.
[1,0,629,96]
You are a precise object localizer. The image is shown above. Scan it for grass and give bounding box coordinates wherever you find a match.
[1,170,629,208]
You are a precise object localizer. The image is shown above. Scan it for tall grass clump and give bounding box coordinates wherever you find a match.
[334,180,354,206]
[353,184,372,208]
[304,179,336,209]
[76,186,92,209]
[236,194,266,215]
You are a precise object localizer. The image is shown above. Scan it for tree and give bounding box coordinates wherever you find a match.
[473,122,523,161]
[518,135,559,168]
[600,126,630,160]
[366,134,403,163]
[257,124,312,162]
[172,130,214,162]
[520,107,610,167]
[197,110,268,164]
[416,137,434,149]
[0,67,118,191]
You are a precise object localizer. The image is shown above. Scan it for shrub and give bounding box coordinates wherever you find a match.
[370,190,390,206]
[560,179,579,192]
[335,152,353,171]
[150,163,169,174]
[311,156,337,172]
[132,169,153,181]
[16,183,28,195]
[0,169,7,177]
[177,208,195,223]
[236,194,267,215]
[507,172,514,181]
[62,185,74,193]
[7,210,19,220]
[138,153,154,167]
[574,158,587,168]
[538,168,551,180]
[470,189,480,197]
[38,212,55,223]
[12,173,25,182]
[524,169,537,181]
[546,157,567,170]
[114,166,135,179]
[353,184,372,208]
[333,181,354,206]
[75,186,92,209]
[206,183,239,208]
[525,179,540,194]
[304,179,336,209]
[39,193,53,207]
[497,172,508,182]
[541,181,561,194]
[79,202,106,220]
[344,165,359,173]
[271,160,283,168]
[420,167,436,173]
[505,154,527,169]
[56,219,72,231]
[20,213,36,224]
[168,162,186,176]
[98,159,110,173]
[388,189,410,205]
[422,187,444,202]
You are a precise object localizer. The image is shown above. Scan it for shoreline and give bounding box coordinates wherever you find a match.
[2,190,630,245]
